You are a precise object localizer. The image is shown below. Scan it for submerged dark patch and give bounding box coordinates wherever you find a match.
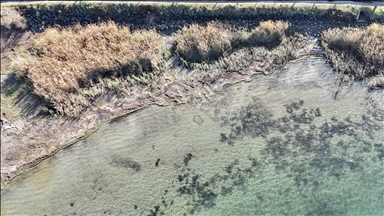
[184,153,194,166]
[148,205,161,216]
[219,97,275,145]
[147,98,382,215]
[374,143,384,160]
[111,157,141,172]
[215,98,382,214]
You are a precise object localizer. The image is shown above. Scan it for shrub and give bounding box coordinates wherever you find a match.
[322,27,362,54]
[368,74,384,89]
[0,7,27,30]
[175,20,290,64]
[12,21,164,116]
[360,23,384,69]
[175,21,234,63]
[321,23,384,88]
[246,20,289,48]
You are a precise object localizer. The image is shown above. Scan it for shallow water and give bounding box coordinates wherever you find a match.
[1,58,383,216]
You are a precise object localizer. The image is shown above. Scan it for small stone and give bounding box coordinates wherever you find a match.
[193,115,204,125]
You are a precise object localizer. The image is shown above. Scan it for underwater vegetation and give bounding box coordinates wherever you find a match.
[142,97,383,215]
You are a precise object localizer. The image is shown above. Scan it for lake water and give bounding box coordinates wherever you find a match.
[1,58,383,216]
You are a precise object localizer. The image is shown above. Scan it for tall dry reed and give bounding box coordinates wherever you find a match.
[175,21,234,63]
[12,21,163,116]
[321,23,384,88]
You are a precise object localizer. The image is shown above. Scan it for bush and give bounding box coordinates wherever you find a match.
[0,7,27,30]
[175,21,234,63]
[175,20,290,64]
[321,23,384,88]
[246,20,289,48]
[368,74,384,89]
[322,27,362,54]
[360,23,384,69]
[12,21,164,116]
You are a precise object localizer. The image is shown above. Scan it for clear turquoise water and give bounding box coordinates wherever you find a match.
[1,58,383,215]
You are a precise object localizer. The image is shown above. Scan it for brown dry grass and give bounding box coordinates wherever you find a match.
[10,19,297,116]
[1,6,30,63]
[12,21,164,116]
[360,23,384,69]
[175,20,290,64]
[322,23,384,88]
[175,21,234,63]
[178,21,308,79]
[246,20,290,48]
[0,7,27,30]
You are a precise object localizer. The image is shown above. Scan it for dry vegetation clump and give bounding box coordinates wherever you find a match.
[321,23,384,88]
[184,27,309,78]
[12,21,164,116]
[360,23,384,68]
[1,7,28,58]
[0,7,27,30]
[175,21,235,63]
[174,20,309,78]
[246,20,290,48]
[175,20,290,65]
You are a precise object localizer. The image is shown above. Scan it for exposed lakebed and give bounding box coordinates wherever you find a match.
[1,58,383,215]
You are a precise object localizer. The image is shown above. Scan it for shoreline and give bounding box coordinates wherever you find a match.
[2,57,383,215]
[1,1,383,190]
[0,54,321,190]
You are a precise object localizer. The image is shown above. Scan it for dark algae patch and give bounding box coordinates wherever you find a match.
[183,153,194,166]
[155,158,160,167]
[111,156,141,172]
[146,97,383,215]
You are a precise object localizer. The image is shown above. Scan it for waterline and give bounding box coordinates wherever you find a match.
[1,58,383,215]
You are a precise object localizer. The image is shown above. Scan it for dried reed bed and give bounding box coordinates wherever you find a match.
[174,20,308,84]
[175,21,234,63]
[175,20,290,64]
[247,20,289,48]
[11,20,295,116]
[321,23,384,88]
[0,7,27,30]
[12,21,163,116]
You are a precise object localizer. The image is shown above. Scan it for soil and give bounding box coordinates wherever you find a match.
[0,2,381,190]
